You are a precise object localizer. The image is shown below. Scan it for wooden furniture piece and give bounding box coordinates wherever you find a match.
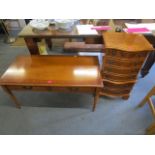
[113,19,155,77]
[140,34,155,77]
[18,20,155,77]
[100,32,154,99]
[137,20,155,77]
[138,86,155,134]
[64,42,104,52]
[18,24,103,55]
[0,55,103,111]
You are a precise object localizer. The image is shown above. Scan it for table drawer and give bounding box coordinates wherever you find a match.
[50,87,95,93]
[8,85,33,90]
[32,87,95,92]
[7,85,95,93]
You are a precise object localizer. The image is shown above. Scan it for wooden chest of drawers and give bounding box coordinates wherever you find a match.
[101,32,154,99]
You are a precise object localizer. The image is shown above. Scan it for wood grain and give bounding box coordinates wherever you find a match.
[0,55,103,87]
[101,32,154,99]
[0,55,103,111]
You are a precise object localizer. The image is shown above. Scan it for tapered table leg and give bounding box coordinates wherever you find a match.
[84,36,103,44]
[24,38,40,55]
[2,86,21,109]
[92,88,100,112]
[45,38,52,50]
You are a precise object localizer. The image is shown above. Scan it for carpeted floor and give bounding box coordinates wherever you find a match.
[0,35,155,135]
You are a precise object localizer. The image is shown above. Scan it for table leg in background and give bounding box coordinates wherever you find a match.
[84,36,103,44]
[24,38,40,55]
[45,38,53,50]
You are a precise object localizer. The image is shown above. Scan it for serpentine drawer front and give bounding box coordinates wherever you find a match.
[101,32,154,99]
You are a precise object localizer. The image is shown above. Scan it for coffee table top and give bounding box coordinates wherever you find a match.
[0,55,103,87]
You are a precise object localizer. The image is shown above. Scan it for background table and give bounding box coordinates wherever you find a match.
[18,24,103,55]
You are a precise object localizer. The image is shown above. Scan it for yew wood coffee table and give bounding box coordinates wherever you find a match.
[0,55,103,111]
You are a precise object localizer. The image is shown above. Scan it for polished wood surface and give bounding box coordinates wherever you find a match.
[19,21,155,77]
[121,21,155,77]
[112,20,155,77]
[0,55,102,87]
[103,32,154,52]
[100,32,154,99]
[0,56,103,111]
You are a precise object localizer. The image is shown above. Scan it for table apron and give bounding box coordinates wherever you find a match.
[6,85,97,93]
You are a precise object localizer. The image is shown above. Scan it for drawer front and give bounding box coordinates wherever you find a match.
[32,87,95,93]
[8,85,33,90]
[102,87,132,96]
[104,58,144,68]
[103,81,134,89]
[7,85,95,93]
[103,64,140,75]
[105,49,148,59]
[101,80,134,97]
[103,72,137,82]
